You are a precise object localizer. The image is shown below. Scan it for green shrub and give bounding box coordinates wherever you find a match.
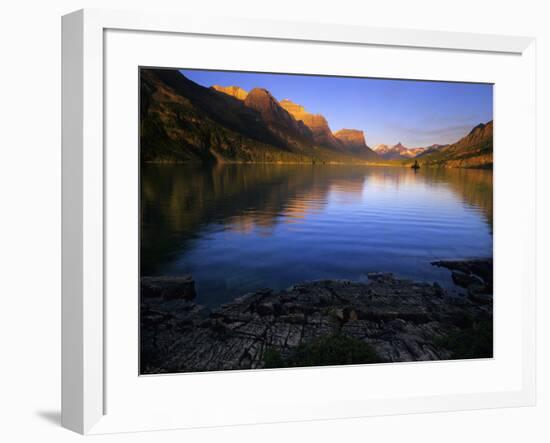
[263,348,285,368]
[435,320,493,359]
[263,334,382,368]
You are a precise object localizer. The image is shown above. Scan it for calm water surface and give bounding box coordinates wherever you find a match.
[141,164,493,307]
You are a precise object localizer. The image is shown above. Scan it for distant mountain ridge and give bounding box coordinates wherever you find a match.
[374,142,448,159]
[374,142,415,159]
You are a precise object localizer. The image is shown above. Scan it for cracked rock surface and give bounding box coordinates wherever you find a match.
[140,260,492,374]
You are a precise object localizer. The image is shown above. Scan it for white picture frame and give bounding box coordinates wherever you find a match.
[62,8,536,435]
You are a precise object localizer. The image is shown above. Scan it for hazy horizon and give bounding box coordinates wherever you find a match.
[180,68,493,148]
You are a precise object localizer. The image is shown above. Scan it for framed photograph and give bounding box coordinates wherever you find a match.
[62,8,536,434]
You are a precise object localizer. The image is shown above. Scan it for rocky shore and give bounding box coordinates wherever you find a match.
[140,259,493,374]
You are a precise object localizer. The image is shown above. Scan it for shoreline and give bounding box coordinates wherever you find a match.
[142,160,493,170]
[140,259,493,374]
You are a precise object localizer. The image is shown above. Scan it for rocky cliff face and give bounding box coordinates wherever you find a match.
[333,129,379,160]
[333,128,367,149]
[245,89,296,126]
[244,89,313,142]
[212,85,248,100]
[303,114,343,149]
[279,99,343,150]
[278,99,307,118]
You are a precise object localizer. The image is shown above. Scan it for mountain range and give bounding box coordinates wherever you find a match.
[140,68,492,168]
[373,142,444,160]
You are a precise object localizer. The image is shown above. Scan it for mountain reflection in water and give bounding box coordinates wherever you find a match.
[141,164,492,308]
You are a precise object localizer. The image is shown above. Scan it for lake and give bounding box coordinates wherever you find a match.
[140,164,493,308]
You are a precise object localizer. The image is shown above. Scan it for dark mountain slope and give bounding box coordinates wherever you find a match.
[140,69,380,164]
[243,89,314,146]
[140,69,313,163]
[413,121,493,168]
[143,69,287,148]
[415,144,448,158]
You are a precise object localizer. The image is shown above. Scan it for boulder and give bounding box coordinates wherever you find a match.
[451,270,483,289]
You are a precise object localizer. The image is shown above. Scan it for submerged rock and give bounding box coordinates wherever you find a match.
[432,258,493,298]
[451,270,483,288]
[141,275,196,301]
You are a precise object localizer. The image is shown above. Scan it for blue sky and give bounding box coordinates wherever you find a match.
[180,69,493,148]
